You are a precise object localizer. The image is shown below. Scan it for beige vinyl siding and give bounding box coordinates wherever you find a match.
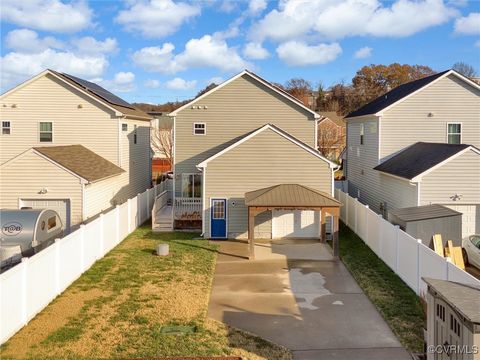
[420,149,480,205]
[380,74,480,159]
[0,151,83,225]
[204,128,332,239]
[0,74,120,165]
[174,74,316,194]
[83,175,124,219]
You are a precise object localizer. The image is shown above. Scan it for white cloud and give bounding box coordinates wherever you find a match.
[248,0,267,15]
[165,77,197,90]
[243,42,269,59]
[250,0,457,42]
[0,0,93,33]
[145,79,161,88]
[72,37,118,55]
[454,12,480,34]
[219,0,237,13]
[5,29,64,53]
[133,35,251,74]
[276,41,342,66]
[354,46,372,59]
[207,76,224,85]
[475,40,480,48]
[116,0,200,38]
[100,72,136,93]
[1,49,108,91]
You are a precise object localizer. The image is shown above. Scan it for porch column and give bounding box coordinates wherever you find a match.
[248,206,256,260]
[333,215,340,259]
[320,209,326,243]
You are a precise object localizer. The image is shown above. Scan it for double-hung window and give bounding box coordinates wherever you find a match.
[2,121,11,135]
[193,122,206,135]
[181,174,202,198]
[447,123,461,144]
[39,122,53,142]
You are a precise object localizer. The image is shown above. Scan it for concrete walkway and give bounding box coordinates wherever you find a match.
[208,239,412,360]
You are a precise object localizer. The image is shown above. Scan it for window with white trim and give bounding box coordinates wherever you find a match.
[181,173,202,198]
[2,121,11,135]
[122,123,128,131]
[360,123,364,145]
[39,122,53,142]
[447,123,461,144]
[193,122,206,135]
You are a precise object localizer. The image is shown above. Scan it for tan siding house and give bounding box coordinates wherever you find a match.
[0,70,152,231]
[169,70,337,239]
[345,70,480,239]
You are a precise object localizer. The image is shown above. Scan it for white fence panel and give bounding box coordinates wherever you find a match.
[83,219,102,268]
[396,232,419,292]
[356,202,367,241]
[379,220,397,271]
[137,192,148,224]
[346,197,356,230]
[0,264,25,342]
[118,202,129,239]
[129,198,138,231]
[366,210,381,254]
[57,232,83,290]
[418,246,448,295]
[102,210,117,253]
[337,190,347,221]
[447,262,480,286]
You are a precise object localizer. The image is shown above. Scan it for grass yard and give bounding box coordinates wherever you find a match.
[0,224,291,360]
[339,222,425,352]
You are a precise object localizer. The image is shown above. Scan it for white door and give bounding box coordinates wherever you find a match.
[272,210,320,238]
[444,204,479,238]
[21,199,71,233]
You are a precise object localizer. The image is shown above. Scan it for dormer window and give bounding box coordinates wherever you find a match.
[193,122,206,135]
[447,123,461,144]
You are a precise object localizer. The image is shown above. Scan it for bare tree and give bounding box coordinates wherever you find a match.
[317,119,345,161]
[452,62,477,78]
[151,124,173,168]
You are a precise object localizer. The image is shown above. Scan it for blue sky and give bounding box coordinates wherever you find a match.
[1,0,479,103]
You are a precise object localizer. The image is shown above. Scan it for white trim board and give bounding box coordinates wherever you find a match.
[169,70,321,119]
[196,124,338,169]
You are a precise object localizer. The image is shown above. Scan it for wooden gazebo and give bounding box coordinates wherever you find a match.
[245,184,342,259]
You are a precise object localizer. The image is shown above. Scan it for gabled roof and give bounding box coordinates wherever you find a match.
[169,70,321,118]
[1,69,152,121]
[196,123,337,168]
[374,142,478,181]
[346,69,480,119]
[245,184,341,207]
[34,145,125,182]
[318,111,345,127]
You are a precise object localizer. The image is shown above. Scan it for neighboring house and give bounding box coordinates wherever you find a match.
[168,70,339,240]
[317,111,346,161]
[0,69,152,232]
[149,112,173,177]
[345,69,480,239]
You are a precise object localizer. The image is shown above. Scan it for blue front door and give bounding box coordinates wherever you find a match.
[211,199,227,238]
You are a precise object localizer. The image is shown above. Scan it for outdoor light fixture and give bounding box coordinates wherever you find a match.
[427,112,434,117]
[38,188,48,194]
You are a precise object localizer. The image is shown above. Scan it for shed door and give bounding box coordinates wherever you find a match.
[210,199,227,239]
[444,204,479,238]
[20,199,70,233]
[272,210,320,238]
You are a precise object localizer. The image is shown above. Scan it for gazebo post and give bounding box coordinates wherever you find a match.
[248,206,255,260]
[320,209,326,243]
[333,214,340,259]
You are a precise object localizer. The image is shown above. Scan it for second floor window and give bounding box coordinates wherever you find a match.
[182,173,201,198]
[39,122,53,142]
[447,123,461,144]
[122,123,128,131]
[2,121,11,135]
[193,122,206,135]
[360,124,364,145]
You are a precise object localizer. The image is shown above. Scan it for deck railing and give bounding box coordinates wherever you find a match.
[174,197,202,220]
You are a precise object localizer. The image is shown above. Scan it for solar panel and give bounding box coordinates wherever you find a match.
[62,73,135,109]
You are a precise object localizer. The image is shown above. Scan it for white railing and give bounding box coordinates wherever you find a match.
[0,183,164,345]
[174,197,202,220]
[335,188,480,296]
[151,179,173,227]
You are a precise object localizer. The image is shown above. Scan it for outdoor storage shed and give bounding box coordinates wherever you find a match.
[423,278,480,360]
[388,204,462,247]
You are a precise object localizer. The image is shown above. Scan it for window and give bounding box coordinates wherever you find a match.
[181,174,201,198]
[360,123,364,145]
[2,121,11,135]
[47,216,57,230]
[212,200,225,219]
[193,122,206,135]
[134,125,137,144]
[436,303,445,322]
[122,123,128,131]
[447,123,461,144]
[39,122,53,142]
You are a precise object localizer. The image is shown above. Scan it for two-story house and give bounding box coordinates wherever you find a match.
[0,69,152,232]
[345,69,480,239]
[317,111,346,161]
[168,70,340,240]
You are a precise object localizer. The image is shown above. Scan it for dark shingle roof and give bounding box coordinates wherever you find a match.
[345,70,450,118]
[34,145,125,182]
[374,142,471,180]
[423,278,480,324]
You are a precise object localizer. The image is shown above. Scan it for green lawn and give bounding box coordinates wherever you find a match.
[0,224,290,360]
[339,222,425,352]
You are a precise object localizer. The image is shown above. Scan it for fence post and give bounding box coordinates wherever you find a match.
[21,257,28,325]
[137,193,142,226]
[54,238,61,294]
[115,205,120,244]
[146,189,150,214]
[127,198,132,233]
[80,225,85,271]
[364,205,369,243]
[416,239,422,295]
[99,213,104,256]
[394,225,400,272]
[345,195,349,227]
[377,214,383,256]
[354,198,358,234]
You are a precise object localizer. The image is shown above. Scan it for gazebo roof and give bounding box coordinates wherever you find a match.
[245,184,341,208]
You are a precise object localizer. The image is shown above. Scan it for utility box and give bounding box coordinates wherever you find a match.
[423,277,480,360]
[388,204,462,248]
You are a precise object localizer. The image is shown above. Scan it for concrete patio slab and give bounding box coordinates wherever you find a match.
[208,240,411,360]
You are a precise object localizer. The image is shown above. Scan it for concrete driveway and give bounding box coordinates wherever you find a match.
[208,239,412,360]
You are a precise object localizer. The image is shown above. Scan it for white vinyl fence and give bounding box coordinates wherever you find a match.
[0,183,164,345]
[335,189,480,296]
